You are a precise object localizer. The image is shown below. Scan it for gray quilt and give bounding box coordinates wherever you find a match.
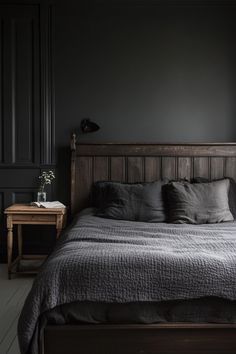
[18,209,236,354]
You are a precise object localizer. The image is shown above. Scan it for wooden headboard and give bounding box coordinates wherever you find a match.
[70,135,236,215]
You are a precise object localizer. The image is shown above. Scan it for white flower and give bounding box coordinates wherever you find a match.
[38,170,55,191]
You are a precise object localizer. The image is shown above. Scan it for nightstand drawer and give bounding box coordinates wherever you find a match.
[12,214,56,223]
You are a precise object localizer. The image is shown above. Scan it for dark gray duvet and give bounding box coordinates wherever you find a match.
[18,209,236,354]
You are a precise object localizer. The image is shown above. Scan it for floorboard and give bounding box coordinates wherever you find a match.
[0,264,34,354]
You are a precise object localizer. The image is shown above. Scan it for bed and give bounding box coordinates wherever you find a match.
[18,136,236,354]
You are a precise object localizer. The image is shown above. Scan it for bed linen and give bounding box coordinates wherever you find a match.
[43,297,236,325]
[18,208,236,354]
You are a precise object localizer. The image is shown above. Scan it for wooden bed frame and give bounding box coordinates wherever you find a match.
[42,135,236,354]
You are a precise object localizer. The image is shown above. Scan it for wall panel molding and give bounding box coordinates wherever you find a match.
[0,2,55,262]
[40,3,55,165]
[0,3,54,167]
[0,19,3,164]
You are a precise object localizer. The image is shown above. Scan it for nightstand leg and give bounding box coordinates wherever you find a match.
[18,224,22,257]
[56,228,62,239]
[17,224,23,272]
[7,227,13,280]
[56,215,63,239]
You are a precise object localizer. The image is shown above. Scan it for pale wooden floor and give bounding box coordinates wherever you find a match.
[0,264,34,354]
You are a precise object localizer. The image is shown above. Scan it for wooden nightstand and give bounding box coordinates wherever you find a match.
[5,204,67,279]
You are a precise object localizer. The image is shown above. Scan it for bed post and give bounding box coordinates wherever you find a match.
[70,133,76,216]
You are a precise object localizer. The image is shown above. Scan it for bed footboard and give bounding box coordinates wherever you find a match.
[42,323,236,354]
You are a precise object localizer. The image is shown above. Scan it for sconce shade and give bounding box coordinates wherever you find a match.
[80,119,100,133]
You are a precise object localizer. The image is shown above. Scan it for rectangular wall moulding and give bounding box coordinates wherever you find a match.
[12,18,33,163]
[0,19,3,163]
[0,4,44,166]
[0,4,54,262]
[10,8,40,164]
[0,192,3,217]
[0,168,40,189]
[12,190,35,204]
[0,191,4,260]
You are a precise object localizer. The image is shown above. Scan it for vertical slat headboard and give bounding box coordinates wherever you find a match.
[70,135,236,215]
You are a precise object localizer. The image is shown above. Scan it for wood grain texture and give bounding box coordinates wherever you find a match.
[75,143,236,157]
[177,157,192,180]
[5,204,66,278]
[210,157,225,180]
[225,157,236,179]
[44,324,236,354]
[144,157,161,182]
[71,142,236,215]
[127,157,144,182]
[193,157,210,179]
[93,156,109,182]
[162,157,176,180]
[5,204,66,214]
[110,157,126,182]
[75,156,93,212]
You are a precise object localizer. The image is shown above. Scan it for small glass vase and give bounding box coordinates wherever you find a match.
[37,191,47,202]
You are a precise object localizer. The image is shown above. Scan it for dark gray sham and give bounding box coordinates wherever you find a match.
[93,180,168,222]
[192,177,236,219]
[164,178,234,224]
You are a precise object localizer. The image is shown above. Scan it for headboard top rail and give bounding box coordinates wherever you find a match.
[70,134,236,215]
[73,143,236,157]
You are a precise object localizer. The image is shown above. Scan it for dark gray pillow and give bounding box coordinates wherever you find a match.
[164,179,233,224]
[93,180,167,222]
[192,177,236,219]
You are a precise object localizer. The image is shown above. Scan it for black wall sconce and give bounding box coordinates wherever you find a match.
[71,119,100,150]
[80,118,100,133]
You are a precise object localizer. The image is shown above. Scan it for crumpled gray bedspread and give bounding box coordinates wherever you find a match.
[18,209,236,354]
